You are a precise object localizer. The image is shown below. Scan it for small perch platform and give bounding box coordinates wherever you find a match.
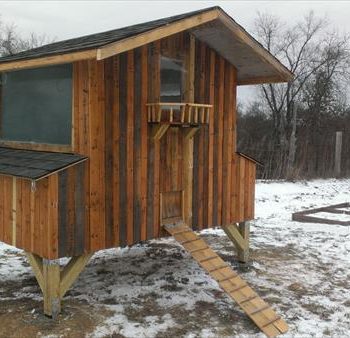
[292,202,350,226]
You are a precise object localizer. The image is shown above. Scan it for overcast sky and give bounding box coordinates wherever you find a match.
[1,0,350,104]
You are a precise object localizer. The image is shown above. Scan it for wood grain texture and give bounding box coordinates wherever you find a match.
[0,175,59,258]
[0,30,257,259]
[165,222,288,338]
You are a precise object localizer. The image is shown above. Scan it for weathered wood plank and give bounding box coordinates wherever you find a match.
[88,60,106,251]
[140,45,148,241]
[133,47,142,243]
[3,176,13,245]
[127,50,135,245]
[119,52,128,246]
[197,41,206,230]
[111,55,120,247]
[15,179,22,249]
[74,163,86,255]
[104,58,115,248]
[217,57,225,226]
[38,179,48,257]
[47,174,59,259]
[222,61,232,225]
[58,171,68,257]
[207,50,215,227]
[183,34,195,227]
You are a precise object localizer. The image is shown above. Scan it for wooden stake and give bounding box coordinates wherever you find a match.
[335,131,342,177]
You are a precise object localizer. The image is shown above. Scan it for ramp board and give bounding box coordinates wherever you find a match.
[164,223,288,338]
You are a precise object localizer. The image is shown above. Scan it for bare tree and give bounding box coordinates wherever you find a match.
[254,11,350,178]
[0,18,52,56]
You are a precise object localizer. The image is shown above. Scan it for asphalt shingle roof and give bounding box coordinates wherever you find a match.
[0,7,218,64]
[0,147,87,180]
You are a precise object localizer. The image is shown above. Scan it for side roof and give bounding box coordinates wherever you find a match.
[0,6,293,85]
[0,147,87,180]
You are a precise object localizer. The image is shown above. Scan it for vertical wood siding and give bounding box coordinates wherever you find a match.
[192,40,241,229]
[71,32,255,249]
[74,47,151,252]
[0,175,59,258]
[0,31,256,259]
[57,163,86,257]
[231,154,256,222]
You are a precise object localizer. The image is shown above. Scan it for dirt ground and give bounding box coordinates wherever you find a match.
[1,179,350,337]
[0,238,266,338]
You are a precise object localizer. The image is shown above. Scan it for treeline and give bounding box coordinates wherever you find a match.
[237,102,350,179]
[0,16,51,56]
[237,11,350,179]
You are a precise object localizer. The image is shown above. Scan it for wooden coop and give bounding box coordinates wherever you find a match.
[0,7,293,337]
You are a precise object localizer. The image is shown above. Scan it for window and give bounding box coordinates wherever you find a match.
[160,56,184,103]
[0,64,72,145]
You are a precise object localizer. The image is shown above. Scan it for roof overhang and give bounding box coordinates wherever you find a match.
[0,7,293,85]
[190,11,293,85]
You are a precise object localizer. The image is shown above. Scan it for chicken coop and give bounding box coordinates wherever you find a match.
[0,7,292,337]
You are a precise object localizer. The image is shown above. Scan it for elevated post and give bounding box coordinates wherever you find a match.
[222,221,250,263]
[237,221,250,263]
[43,259,61,318]
[26,252,93,318]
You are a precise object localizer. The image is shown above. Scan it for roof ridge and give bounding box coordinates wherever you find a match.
[0,6,220,62]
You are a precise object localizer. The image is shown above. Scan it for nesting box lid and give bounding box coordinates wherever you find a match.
[0,147,87,180]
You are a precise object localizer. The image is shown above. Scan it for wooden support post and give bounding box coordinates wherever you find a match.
[43,259,61,318]
[335,131,342,177]
[238,221,250,263]
[26,252,93,318]
[26,252,44,293]
[222,221,250,263]
[183,33,196,227]
[60,254,93,298]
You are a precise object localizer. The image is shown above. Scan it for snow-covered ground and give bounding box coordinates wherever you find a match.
[0,179,349,338]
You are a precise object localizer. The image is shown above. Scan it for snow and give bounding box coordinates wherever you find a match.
[0,178,350,337]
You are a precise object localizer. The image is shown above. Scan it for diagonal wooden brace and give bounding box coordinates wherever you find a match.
[222,221,250,263]
[26,252,93,318]
[151,124,170,141]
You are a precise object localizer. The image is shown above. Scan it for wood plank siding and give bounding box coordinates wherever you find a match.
[0,31,256,259]
[0,175,59,259]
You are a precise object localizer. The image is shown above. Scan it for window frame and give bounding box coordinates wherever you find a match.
[0,63,74,153]
[160,55,186,104]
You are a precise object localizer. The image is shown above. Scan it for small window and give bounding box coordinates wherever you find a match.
[0,64,72,145]
[160,56,184,103]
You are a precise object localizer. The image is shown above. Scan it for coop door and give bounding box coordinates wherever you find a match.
[159,127,184,224]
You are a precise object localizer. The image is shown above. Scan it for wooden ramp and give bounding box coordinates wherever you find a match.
[164,222,288,338]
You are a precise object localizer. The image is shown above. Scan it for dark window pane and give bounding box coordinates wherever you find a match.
[160,56,184,103]
[1,64,72,145]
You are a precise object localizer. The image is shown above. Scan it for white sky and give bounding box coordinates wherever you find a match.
[1,0,350,104]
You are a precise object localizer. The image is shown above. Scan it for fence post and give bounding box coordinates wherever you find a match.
[335,131,343,177]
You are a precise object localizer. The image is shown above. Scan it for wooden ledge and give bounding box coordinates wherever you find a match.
[147,102,212,125]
